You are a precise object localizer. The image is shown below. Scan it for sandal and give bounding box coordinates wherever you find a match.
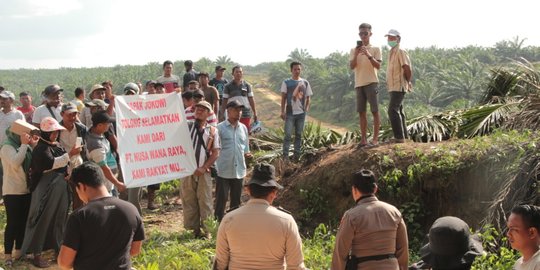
[33,256,50,268]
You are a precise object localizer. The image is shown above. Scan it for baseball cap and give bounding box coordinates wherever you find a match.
[146,80,157,86]
[43,85,64,97]
[91,110,115,125]
[40,117,66,132]
[181,90,194,99]
[247,163,283,189]
[194,101,213,113]
[0,90,15,100]
[124,82,139,95]
[385,29,401,37]
[215,65,226,72]
[89,84,106,98]
[61,103,79,114]
[226,100,245,109]
[198,72,209,77]
[85,99,108,109]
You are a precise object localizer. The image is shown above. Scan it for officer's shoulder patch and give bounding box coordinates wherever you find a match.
[276,206,291,214]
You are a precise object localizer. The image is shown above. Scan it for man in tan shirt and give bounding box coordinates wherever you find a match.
[385,29,412,143]
[214,163,307,270]
[349,23,382,147]
[331,169,408,270]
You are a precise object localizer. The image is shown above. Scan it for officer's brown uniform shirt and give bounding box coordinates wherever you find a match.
[215,199,307,270]
[331,196,409,270]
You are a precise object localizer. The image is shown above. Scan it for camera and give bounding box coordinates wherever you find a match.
[356,40,363,47]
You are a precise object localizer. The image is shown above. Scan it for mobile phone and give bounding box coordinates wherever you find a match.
[356,40,363,47]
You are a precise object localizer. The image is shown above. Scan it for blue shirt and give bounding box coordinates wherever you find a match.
[216,120,249,179]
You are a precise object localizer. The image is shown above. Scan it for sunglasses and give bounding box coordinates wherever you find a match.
[359,32,370,36]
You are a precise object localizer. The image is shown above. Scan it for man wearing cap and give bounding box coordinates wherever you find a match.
[214,100,252,222]
[59,103,87,210]
[183,60,198,90]
[385,29,412,143]
[409,216,484,270]
[331,169,408,270]
[185,89,218,126]
[157,60,181,93]
[507,204,540,270]
[58,162,145,270]
[214,163,306,270]
[80,84,107,127]
[210,66,229,108]
[85,111,126,195]
[350,23,382,147]
[0,90,25,199]
[199,72,219,114]
[221,66,258,132]
[123,83,139,96]
[17,91,36,123]
[32,84,63,127]
[280,61,313,161]
[182,101,220,237]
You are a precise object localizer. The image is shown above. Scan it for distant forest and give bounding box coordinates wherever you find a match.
[1,37,539,129]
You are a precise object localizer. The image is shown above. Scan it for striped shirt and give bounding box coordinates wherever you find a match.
[188,122,221,167]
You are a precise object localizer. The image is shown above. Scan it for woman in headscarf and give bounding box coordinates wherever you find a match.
[21,117,71,268]
[0,128,38,266]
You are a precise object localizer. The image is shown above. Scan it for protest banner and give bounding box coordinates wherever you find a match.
[115,93,197,188]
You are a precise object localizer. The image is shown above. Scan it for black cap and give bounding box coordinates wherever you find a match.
[247,163,283,189]
[181,90,194,99]
[91,110,115,125]
[61,103,78,113]
[193,89,204,98]
[215,65,226,71]
[43,85,64,96]
[226,100,245,109]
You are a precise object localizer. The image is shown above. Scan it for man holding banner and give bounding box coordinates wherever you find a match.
[182,101,220,237]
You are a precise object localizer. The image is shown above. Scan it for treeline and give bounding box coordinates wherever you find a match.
[1,37,539,129]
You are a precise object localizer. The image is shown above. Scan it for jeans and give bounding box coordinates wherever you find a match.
[283,112,306,159]
[214,177,243,222]
[388,92,408,140]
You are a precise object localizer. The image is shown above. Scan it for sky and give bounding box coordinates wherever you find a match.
[0,0,538,69]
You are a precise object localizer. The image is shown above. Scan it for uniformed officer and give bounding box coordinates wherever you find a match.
[331,169,409,270]
[214,163,307,270]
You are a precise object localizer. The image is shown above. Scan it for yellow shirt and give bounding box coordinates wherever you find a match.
[386,45,412,92]
[349,45,382,88]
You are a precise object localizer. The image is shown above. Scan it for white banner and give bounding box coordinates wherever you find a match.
[115,93,196,188]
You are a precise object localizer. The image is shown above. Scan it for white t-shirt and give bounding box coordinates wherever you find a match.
[0,109,25,144]
[515,249,540,270]
[33,104,62,125]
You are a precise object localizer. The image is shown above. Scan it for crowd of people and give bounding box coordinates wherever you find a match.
[0,23,536,269]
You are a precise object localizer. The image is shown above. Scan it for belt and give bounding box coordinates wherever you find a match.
[357,254,396,264]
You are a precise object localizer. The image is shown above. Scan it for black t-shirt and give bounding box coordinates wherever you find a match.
[62,196,145,270]
[209,78,229,98]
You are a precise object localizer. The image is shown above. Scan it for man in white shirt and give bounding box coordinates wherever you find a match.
[32,85,63,127]
[508,204,540,270]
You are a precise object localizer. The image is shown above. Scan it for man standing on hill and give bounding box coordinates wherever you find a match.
[17,91,36,123]
[280,61,312,161]
[157,60,181,93]
[221,66,258,132]
[385,29,412,143]
[350,23,382,147]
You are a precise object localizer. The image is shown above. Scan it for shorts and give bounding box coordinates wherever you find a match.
[356,83,379,113]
